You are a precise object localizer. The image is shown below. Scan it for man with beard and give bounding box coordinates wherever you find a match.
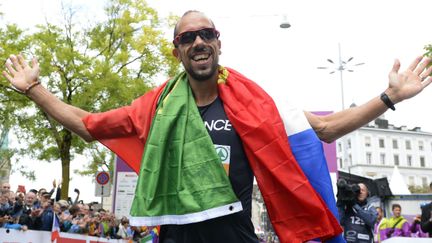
[3,10,432,243]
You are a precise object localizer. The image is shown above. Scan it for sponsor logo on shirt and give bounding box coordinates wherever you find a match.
[204,119,232,131]
[214,144,230,175]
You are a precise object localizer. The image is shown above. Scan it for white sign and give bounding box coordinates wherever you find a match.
[114,172,138,218]
[95,182,111,197]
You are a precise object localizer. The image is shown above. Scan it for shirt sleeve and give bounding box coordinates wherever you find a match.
[82,105,136,140]
[81,84,166,173]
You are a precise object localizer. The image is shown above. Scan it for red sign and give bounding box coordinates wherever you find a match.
[96,171,110,185]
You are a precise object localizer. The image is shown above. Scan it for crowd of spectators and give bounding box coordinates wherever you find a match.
[374,203,430,242]
[0,181,157,242]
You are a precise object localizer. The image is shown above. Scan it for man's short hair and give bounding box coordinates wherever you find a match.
[29,189,38,194]
[57,199,69,209]
[392,203,401,210]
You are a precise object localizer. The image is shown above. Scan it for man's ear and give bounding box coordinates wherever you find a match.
[172,48,180,61]
[218,40,222,55]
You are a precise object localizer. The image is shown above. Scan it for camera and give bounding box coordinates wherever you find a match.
[336,179,360,205]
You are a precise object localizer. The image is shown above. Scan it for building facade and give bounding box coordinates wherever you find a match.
[337,117,432,189]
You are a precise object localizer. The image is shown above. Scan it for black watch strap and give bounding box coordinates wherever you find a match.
[380,92,395,111]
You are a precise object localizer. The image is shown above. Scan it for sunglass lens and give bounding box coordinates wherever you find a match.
[199,29,216,41]
[179,31,197,45]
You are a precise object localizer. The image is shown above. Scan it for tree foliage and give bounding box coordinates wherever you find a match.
[0,0,180,199]
[425,44,432,58]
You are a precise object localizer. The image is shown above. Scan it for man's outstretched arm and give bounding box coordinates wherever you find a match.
[3,54,94,142]
[306,55,432,143]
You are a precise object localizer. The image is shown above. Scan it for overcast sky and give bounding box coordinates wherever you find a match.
[2,0,432,202]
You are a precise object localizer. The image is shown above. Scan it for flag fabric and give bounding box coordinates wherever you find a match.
[82,67,342,242]
[277,107,346,243]
[51,214,60,242]
[130,71,242,226]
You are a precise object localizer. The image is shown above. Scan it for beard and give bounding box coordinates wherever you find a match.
[185,61,219,81]
[183,45,219,81]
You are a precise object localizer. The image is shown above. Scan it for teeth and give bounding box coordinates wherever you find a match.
[193,54,209,61]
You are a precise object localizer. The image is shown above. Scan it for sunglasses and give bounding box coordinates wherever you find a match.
[173,28,220,47]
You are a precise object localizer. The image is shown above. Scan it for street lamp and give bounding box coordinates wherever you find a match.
[317,43,364,110]
[279,15,291,29]
[317,43,365,175]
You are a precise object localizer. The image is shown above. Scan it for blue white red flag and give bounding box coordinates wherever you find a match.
[51,214,60,242]
[277,106,346,243]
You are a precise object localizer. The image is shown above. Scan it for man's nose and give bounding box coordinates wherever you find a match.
[192,35,205,46]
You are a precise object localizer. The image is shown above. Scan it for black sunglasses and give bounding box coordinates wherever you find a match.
[173,28,220,47]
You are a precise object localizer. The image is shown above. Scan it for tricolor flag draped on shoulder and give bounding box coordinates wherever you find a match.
[276,106,346,243]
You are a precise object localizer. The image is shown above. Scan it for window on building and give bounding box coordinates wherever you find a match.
[379,138,385,148]
[366,152,372,165]
[407,155,412,166]
[419,141,424,151]
[338,142,342,152]
[409,176,415,186]
[392,139,398,149]
[347,139,351,149]
[338,158,343,168]
[406,140,411,150]
[380,153,386,165]
[422,177,428,187]
[349,154,352,166]
[420,156,425,167]
[365,136,371,147]
[394,155,399,166]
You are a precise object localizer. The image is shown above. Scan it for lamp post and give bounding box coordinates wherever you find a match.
[317,43,364,110]
[317,43,364,174]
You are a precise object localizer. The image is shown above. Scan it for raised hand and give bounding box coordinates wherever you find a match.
[387,56,432,103]
[2,54,40,92]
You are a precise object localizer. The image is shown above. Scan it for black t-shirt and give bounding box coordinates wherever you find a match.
[159,97,258,243]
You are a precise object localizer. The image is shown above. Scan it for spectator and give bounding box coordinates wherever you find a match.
[0,192,12,216]
[373,206,387,243]
[16,191,39,229]
[57,200,70,215]
[410,214,429,238]
[420,200,432,237]
[381,204,410,240]
[7,191,16,205]
[1,182,11,194]
[87,211,101,237]
[117,216,133,240]
[34,198,54,231]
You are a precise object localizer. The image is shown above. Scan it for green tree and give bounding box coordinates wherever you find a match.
[425,44,432,57]
[0,0,180,199]
[0,24,35,180]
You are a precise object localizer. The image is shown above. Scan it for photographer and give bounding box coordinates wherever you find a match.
[337,181,378,243]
